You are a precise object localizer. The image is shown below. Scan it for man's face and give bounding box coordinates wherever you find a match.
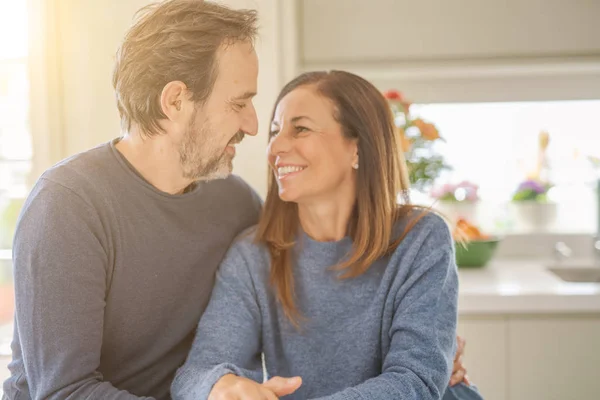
[179,41,259,181]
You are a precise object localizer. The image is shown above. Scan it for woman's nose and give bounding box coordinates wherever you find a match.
[268,130,292,156]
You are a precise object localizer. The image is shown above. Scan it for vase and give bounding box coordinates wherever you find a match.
[509,201,558,232]
[434,201,479,225]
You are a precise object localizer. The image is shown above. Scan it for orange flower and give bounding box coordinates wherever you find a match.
[412,118,425,130]
[413,119,440,141]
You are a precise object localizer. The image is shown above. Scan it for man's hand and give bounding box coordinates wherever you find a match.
[450,336,471,386]
[209,374,302,400]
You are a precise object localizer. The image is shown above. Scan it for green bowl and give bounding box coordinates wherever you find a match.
[455,237,501,268]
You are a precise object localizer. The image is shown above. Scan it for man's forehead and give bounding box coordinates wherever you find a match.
[213,44,258,96]
[216,42,257,73]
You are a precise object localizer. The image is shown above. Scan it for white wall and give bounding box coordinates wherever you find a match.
[221,0,285,197]
[29,0,289,198]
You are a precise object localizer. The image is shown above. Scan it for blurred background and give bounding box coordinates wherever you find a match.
[1,0,599,399]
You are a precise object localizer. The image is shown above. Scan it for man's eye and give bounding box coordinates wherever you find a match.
[269,130,279,137]
[234,103,247,110]
[295,126,309,133]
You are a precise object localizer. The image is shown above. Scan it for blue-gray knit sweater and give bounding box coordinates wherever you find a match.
[172,212,459,399]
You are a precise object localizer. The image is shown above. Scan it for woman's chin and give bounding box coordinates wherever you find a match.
[278,192,298,203]
[277,186,302,203]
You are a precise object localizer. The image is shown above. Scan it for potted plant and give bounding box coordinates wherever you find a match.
[452,218,501,268]
[509,131,557,232]
[383,90,450,192]
[431,181,480,224]
[510,179,557,231]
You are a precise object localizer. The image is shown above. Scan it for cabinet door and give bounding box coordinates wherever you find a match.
[458,317,507,400]
[300,0,600,63]
[508,316,600,400]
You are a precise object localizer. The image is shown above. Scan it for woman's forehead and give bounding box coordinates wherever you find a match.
[274,87,334,122]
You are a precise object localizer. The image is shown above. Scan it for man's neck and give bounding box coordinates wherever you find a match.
[115,132,193,195]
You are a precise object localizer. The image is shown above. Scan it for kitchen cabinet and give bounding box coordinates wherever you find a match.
[458,314,600,400]
[458,317,508,400]
[507,316,600,400]
[300,0,600,64]
[293,0,600,102]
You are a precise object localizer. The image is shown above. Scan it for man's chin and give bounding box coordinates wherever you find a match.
[199,171,230,182]
[194,163,232,182]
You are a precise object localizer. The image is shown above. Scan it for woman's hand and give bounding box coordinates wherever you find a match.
[209,374,302,400]
[450,336,471,386]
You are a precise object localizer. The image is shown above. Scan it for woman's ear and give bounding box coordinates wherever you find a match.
[351,141,359,170]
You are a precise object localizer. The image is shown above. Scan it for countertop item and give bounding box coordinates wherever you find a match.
[458,258,600,315]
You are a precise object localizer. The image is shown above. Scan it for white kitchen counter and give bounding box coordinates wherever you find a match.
[458,259,600,315]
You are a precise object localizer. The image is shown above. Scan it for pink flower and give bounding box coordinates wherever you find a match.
[432,181,479,202]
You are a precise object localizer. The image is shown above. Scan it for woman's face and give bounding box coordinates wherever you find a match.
[268,85,358,204]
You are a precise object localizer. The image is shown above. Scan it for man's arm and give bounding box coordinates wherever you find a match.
[13,179,153,400]
[170,241,265,400]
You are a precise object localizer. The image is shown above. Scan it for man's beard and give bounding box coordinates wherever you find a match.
[178,113,244,181]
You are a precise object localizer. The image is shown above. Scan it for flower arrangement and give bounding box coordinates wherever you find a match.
[512,131,553,202]
[512,179,552,202]
[432,181,479,202]
[383,89,449,190]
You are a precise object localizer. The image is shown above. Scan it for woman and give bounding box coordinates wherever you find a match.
[172,71,482,399]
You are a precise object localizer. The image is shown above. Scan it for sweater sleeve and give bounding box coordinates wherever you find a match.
[171,240,264,400]
[311,219,459,400]
[12,179,154,400]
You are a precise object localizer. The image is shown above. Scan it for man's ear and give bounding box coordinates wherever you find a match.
[160,81,188,121]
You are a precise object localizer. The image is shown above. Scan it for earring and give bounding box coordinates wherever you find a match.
[352,162,359,170]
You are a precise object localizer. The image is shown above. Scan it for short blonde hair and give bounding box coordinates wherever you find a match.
[112,0,258,136]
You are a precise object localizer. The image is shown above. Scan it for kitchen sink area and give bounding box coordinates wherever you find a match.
[547,236,600,283]
[547,265,600,283]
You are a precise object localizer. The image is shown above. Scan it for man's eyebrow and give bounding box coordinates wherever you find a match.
[231,91,257,101]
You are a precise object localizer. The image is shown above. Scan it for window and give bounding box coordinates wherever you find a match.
[1,0,31,385]
[412,100,600,233]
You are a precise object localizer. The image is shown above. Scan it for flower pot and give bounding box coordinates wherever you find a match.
[434,201,479,225]
[509,201,557,232]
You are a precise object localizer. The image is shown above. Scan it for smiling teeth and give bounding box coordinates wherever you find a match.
[278,166,305,176]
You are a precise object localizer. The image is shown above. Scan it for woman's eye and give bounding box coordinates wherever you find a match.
[295,126,309,133]
[269,130,279,137]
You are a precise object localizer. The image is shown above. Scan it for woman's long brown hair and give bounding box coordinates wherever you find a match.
[255,71,424,325]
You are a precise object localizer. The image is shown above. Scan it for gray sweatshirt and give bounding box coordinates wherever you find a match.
[171,213,459,400]
[3,139,262,400]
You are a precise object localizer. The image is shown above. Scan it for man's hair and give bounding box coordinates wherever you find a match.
[112,0,258,136]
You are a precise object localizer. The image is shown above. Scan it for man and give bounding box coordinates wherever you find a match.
[3,1,468,399]
[2,1,296,399]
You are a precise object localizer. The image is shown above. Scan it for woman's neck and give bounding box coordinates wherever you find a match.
[298,191,356,242]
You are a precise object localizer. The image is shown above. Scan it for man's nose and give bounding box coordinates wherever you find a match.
[242,102,259,136]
